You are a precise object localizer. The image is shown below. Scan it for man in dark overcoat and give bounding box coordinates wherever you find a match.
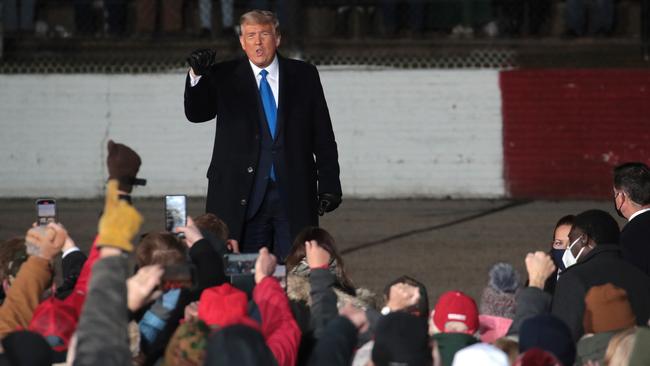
[184,10,342,259]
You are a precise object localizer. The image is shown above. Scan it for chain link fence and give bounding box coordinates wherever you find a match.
[1,0,648,71]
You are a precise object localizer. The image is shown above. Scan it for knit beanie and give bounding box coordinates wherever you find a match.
[583,283,636,334]
[573,210,620,245]
[372,312,432,366]
[163,319,210,366]
[451,343,509,366]
[480,263,519,319]
[519,314,576,366]
[198,283,260,330]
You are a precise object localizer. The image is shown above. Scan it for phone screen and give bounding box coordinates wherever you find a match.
[165,195,187,233]
[224,253,259,276]
[36,199,56,226]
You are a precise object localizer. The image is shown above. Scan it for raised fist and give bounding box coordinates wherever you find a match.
[187,49,216,76]
[25,223,67,261]
[317,193,342,216]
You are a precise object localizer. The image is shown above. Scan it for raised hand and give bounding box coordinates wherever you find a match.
[187,48,216,76]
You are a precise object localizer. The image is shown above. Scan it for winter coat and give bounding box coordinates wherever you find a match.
[0,256,52,338]
[74,255,132,366]
[551,245,650,341]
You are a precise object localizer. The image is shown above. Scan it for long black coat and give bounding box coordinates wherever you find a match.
[621,210,650,276]
[184,55,342,242]
[551,245,650,341]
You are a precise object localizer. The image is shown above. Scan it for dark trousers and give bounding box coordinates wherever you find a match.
[241,181,291,261]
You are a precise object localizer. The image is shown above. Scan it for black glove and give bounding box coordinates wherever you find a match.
[187,48,216,76]
[318,193,342,216]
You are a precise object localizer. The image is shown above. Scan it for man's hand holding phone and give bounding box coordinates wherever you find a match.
[175,216,204,248]
[254,247,277,284]
[25,223,67,261]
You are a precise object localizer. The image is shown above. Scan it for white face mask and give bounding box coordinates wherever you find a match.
[562,235,585,269]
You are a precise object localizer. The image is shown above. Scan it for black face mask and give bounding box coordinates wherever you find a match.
[551,248,566,271]
[614,200,626,219]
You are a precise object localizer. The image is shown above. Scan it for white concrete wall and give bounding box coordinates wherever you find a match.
[0,69,504,198]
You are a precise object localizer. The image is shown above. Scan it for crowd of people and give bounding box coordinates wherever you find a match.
[0,142,649,365]
[1,0,621,39]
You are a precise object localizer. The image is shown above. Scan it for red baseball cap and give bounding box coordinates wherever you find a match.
[433,290,479,334]
[198,283,260,330]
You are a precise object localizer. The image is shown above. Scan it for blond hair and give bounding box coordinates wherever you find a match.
[239,10,280,36]
[604,327,637,366]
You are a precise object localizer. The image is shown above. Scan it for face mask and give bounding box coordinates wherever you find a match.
[614,192,626,219]
[562,235,585,269]
[551,248,566,271]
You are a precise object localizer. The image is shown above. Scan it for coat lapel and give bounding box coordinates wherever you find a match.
[275,55,290,143]
[234,58,264,132]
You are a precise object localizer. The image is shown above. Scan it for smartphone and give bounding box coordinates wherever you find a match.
[224,253,259,276]
[161,263,196,290]
[224,253,258,298]
[36,199,56,226]
[165,195,187,235]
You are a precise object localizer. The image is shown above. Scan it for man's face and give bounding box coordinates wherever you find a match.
[567,226,590,259]
[239,22,280,69]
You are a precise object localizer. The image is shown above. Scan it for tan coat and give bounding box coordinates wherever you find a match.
[0,256,52,337]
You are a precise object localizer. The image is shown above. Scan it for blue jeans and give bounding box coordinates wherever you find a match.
[241,181,291,261]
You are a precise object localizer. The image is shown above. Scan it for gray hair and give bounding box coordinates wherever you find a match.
[238,10,280,36]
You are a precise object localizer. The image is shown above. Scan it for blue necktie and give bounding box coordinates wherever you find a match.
[259,69,277,180]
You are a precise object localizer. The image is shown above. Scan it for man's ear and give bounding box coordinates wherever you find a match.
[3,278,11,293]
[276,34,281,48]
[239,36,246,51]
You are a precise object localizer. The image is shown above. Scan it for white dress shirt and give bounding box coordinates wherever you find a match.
[629,208,650,222]
[188,56,280,106]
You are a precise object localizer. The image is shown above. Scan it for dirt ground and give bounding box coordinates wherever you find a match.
[0,198,619,305]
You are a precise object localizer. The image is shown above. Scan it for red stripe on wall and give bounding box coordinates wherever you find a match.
[501,69,650,199]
